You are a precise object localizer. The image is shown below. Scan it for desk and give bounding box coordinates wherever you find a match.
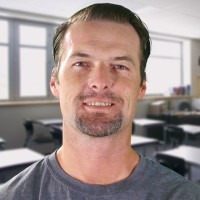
[156,145,200,167]
[131,135,159,147]
[148,111,200,125]
[131,135,159,155]
[156,145,200,179]
[134,118,165,127]
[178,124,200,135]
[0,148,44,183]
[0,148,44,169]
[0,137,6,150]
[32,118,62,126]
[134,118,165,140]
[178,124,200,143]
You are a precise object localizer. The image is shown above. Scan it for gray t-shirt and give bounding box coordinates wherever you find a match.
[0,152,200,200]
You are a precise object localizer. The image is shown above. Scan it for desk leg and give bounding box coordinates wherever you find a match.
[184,133,189,145]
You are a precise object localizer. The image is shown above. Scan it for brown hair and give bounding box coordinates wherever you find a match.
[53,3,151,84]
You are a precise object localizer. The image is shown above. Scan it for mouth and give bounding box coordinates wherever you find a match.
[85,102,113,107]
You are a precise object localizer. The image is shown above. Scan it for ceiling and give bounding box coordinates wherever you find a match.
[0,0,200,39]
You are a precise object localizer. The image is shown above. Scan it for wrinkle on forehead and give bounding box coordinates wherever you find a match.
[60,20,141,67]
[68,51,136,66]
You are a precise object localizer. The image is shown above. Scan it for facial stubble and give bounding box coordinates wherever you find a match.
[75,111,123,137]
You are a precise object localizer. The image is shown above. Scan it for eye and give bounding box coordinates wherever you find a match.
[113,65,128,70]
[74,61,87,67]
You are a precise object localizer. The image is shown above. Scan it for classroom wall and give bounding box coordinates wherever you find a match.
[191,39,200,96]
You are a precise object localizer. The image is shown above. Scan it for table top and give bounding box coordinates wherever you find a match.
[0,148,45,169]
[178,124,200,135]
[32,118,63,126]
[131,135,159,147]
[157,145,200,167]
[134,118,165,127]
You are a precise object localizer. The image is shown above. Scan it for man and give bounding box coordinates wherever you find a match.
[0,3,200,199]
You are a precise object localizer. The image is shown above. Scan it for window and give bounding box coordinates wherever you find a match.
[146,38,188,96]
[19,25,47,97]
[0,17,57,101]
[0,20,9,100]
[20,48,47,97]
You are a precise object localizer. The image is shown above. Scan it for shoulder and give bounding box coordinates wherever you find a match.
[0,154,52,200]
[137,156,200,199]
[140,156,192,185]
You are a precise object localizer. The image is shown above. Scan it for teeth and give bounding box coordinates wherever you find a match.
[86,102,112,107]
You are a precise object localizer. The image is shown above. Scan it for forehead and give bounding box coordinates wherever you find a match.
[62,20,140,61]
[67,20,139,42]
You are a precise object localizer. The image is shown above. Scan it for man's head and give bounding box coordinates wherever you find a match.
[52,3,151,85]
[50,3,150,138]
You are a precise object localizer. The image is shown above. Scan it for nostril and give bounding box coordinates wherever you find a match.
[88,68,113,91]
[90,83,108,91]
[91,84,98,89]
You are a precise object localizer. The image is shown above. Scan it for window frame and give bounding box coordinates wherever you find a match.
[145,36,188,96]
[0,18,9,100]
[0,16,57,102]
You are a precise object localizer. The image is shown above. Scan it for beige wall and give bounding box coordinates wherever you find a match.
[191,40,200,96]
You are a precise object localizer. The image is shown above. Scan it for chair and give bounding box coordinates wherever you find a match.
[155,153,188,177]
[163,125,186,148]
[23,119,54,149]
[50,126,62,148]
[0,137,6,150]
[178,101,191,111]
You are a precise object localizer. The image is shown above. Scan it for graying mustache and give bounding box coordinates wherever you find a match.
[79,92,124,104]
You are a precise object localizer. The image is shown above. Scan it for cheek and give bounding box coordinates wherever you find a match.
[120,79,141,111]
[121,77,141,98]
[58,73,85,109]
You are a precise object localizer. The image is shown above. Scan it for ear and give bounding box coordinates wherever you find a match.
[137,81,146,100]
[50,68,59,98]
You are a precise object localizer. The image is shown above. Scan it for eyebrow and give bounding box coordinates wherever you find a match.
[69,52,90,59]
[111,56,135,66]
[69,52,135,66]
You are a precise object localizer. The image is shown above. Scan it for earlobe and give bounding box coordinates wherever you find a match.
[138,81,146,100]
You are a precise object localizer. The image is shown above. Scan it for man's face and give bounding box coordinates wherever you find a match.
[50,20,146,137]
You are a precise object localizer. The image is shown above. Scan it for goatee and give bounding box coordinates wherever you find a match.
[75,112,123,137]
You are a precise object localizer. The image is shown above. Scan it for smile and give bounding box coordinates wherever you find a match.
[85,102,112,107]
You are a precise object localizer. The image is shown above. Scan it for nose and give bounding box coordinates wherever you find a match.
[88,64,113,92]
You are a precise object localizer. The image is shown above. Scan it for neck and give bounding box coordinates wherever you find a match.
[56,127,140,185]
